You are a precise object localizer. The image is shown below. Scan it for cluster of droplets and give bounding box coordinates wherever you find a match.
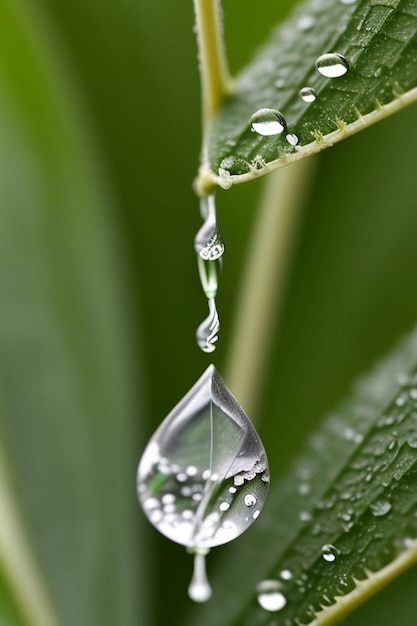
[194,196,224,352]
[250,53,350,145]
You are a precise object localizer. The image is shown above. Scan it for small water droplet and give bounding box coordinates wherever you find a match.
[244,494,257,507]
[410,389,417,400]
[280,569,293,580]
[396,393,408,407]
[316,53,350,78]
[251,108,287,136]
[275,78,285,88]
[370,500,392,517]
[256,580,287,612]
[196,298,220,353]
[321,544,338,562]
[298,482,311,495]
[299,510,312,522]
[286,133,299,146]
[299,87,317,103]
[188,551,212,602]
[297,15,315,30]
[137,365,269,549]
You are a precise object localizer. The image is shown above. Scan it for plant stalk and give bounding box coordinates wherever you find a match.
[226,159,317,419]
[193,0,234,132]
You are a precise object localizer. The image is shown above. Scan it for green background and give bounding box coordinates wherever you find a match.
[1,0,417,624]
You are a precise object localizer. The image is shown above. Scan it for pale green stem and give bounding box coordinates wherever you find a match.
[226,159,317,419]
[0,437,60,626]
[193,0,234,132]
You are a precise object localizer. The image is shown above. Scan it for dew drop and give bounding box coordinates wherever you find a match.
[256,580,287,612]
[370,500,392,517]
[316,53,350,78]
[137,365,270,549]
[298,482,311,495]
[321,544,338,562]
[297,15,315,30]
[286,133,299,146]
[244,494,257,507]
[299,87,317,103]
[280,569,293,580]
[188,551,212,603]
[251,108,287,136]
[299,510,312,522]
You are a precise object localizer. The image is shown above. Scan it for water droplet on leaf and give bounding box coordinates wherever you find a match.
[256,580,287,612]
[299,87,317,102]
[321,544,338,562]
[286,133,299,146]
[370,500,392,517]
[137,365,270,549]
[251,108,287,136]
[280,569,293,580]
[316,53,350,78]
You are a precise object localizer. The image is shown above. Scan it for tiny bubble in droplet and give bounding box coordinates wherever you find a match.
[316,53,350,78]
[244,494,257,507]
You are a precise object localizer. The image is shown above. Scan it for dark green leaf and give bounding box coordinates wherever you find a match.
[188,326,417,626]
[197,0,417,192]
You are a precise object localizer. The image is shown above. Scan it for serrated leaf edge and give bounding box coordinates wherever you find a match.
[195,85,417,196]
[310,540,417,626]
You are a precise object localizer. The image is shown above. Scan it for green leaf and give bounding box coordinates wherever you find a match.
[187,327,417,626]
[0,1,142,624]
[196,0,417,193]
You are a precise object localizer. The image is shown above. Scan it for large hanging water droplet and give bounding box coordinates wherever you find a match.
[251,108,287,136]
[256,580,287,612]
[316,53,350,78]
[196,298,220,353]
[299,87,317,102]
[137,365,270,550]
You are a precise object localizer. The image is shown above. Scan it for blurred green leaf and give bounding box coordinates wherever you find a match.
[0,1,142,624]
[188,326,417,626]
[196,0,417,191]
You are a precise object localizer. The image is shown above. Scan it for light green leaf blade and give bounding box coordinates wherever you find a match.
[0,1,143,624]
[196,0,417,193]
[188,327,417,626]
